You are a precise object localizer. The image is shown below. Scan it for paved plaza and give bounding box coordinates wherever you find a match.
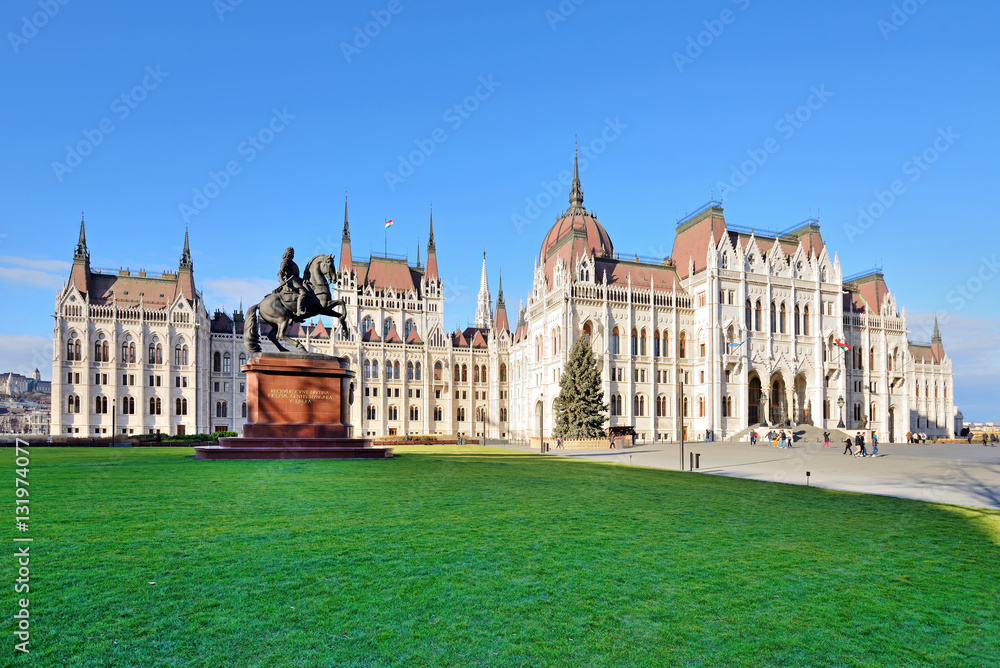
[501,440,1000,510]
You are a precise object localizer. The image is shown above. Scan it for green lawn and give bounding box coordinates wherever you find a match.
[4,446,999,667]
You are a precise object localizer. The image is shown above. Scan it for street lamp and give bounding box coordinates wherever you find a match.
[111,398,116,446]
[837,394,845,429]
[678,371,685,471]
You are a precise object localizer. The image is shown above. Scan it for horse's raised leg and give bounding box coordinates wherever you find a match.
[277,319,307,352]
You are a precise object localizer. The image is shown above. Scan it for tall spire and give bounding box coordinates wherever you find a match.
[180,225,192,269]
[339,194,353,275]
[493,270,509,335]
[74,213,89,263]
[425,206,439,281]
[474,250,492,329]
[568,140,584,210]
[932,317,942,344]
[416,238,421,269]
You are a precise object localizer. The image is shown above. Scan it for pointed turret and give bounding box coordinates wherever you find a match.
[932,317,941,343]
[339,196,353,275]
[424,207,439,281]
[176,227,196,302]
[474,251,492,330]
[931,316,946,363]
[568,143,584,210]
[493,272,509,335]
[69,213,91,295]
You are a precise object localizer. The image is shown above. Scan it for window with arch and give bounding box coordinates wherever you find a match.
[67,332,79,361]
[175,398,188,415]
[95,396,108,414]
[216,401,227,418]
[683,396,689,417]
[391,362,398,380]
[500,407,508,422]
[366,405,377,420]
[633,394,645,417]
[415,362,421,381]
[481,365,487,383]
[407,361,414,381]
[698,396,705,417]
[870,403,878,422]
[404,319,416,339]
[934,384,939,399]
[122,396,135,415]
[915,383,920,398]
[631,328,638,356]
[149,397,161,415]
[461,364,468,383]
[372,360,379,378]
[870,347,876,371]
[803,306,810,335]
[612,327,620,355]
[434,361,443,381]
[499,363,507,383]
[454,364,460,382]
[388,405,398,421]
[383,318,396,339]
[640,329,647,356]
[476,406,486,422]
[656,395,667,417]
[241,402,247,418]
[610,393,622,416]
[745,300,753,330]
[854,403,862,422]
[174,342,188,366]
[552,328,559,356]
[662,330,669,357]
[433,406,443,421]
[679,332,687,359]
[771,301,777,332]
[779,302,787,334]
[361,316,374,335]
[944,385,948,399]
[239,353,246,370]
[474,365,481,383]
[721,252,729,269]
[409,405,419,421]
[755,300,762,331]
[795,305,801,335]
[213,351,222,373]
[223,352,231,374]
[653,331,660,357]
[457,407,466,422]
[535,336,541,362]
[67,394,80,413]
[364,360,371,378]
[582,322,592,344]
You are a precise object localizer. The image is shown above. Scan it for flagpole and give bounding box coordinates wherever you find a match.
[384,220,387,258]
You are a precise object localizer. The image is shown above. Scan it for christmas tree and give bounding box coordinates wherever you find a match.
[553,335,608,438]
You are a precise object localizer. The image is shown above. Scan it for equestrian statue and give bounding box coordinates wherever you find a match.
[243,247,349,353]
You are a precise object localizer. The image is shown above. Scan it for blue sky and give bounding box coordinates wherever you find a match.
[1,0,998,420]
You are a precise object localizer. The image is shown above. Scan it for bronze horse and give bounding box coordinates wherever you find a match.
[244,254,348,353]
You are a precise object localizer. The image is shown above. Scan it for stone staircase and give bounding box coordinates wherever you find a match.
[724,424,851,444]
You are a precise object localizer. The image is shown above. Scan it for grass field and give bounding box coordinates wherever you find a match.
[4,446,999,667]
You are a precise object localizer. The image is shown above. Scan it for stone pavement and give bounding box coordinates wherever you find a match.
[496,440,1000,509]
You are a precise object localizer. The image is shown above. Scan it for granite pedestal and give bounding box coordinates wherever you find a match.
[195,353,393,460]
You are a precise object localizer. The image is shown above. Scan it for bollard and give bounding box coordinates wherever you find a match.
[689,452,694,471]
[695,453,701,469]
[806,471,811,487]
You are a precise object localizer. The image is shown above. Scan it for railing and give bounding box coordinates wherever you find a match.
[676,200,722,226]
[613,252,672,265]
[843,267,884,283]
[725,217,820,239]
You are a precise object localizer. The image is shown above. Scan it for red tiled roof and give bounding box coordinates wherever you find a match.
[470,329,488,348]
[452,330,468,347]
[493,305,509,335]
[310,320,329,339]
[405,328,423,345]
[362,326,381,342]
[384,325,402,344]
[358,257,421,293]
[671,208,725,279]
[89,273,178,309]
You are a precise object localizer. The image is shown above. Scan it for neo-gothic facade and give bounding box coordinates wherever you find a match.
[51,161,958,441]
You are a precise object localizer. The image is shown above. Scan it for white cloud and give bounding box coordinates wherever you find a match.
[0,255,70,291]
[201,276,273,310]
[0,335,53,377]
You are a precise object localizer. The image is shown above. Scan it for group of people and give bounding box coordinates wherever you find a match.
[843,431,878,457]
[969,432,998,447]
[748,430,794,448]
[906,431,929,443]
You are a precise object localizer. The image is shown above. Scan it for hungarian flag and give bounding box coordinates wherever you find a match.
[834,339,850,352]
[384,219,394,230]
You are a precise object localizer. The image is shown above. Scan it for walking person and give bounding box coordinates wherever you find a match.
[556,436,563,449]
[823,431,830,448]
[843,436,853,455]
[871,431,878,457]
[858,435,868,458]
[984,433,989,447]
[750,430,757,446]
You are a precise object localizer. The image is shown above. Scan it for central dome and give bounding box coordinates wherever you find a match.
[539,154,614,261]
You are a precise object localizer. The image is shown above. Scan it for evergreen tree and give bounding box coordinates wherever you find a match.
[553,335,608,438]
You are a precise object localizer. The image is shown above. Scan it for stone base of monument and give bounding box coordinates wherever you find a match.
[195,353,393,460]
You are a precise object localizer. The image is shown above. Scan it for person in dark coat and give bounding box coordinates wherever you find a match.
[843,437,853,455]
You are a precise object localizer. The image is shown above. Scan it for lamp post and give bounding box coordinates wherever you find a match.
[678,371,685,471]
[111,398,116,446]
[837,394,845,429]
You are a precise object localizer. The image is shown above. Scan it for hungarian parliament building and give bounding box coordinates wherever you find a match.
[50,160,959,442]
